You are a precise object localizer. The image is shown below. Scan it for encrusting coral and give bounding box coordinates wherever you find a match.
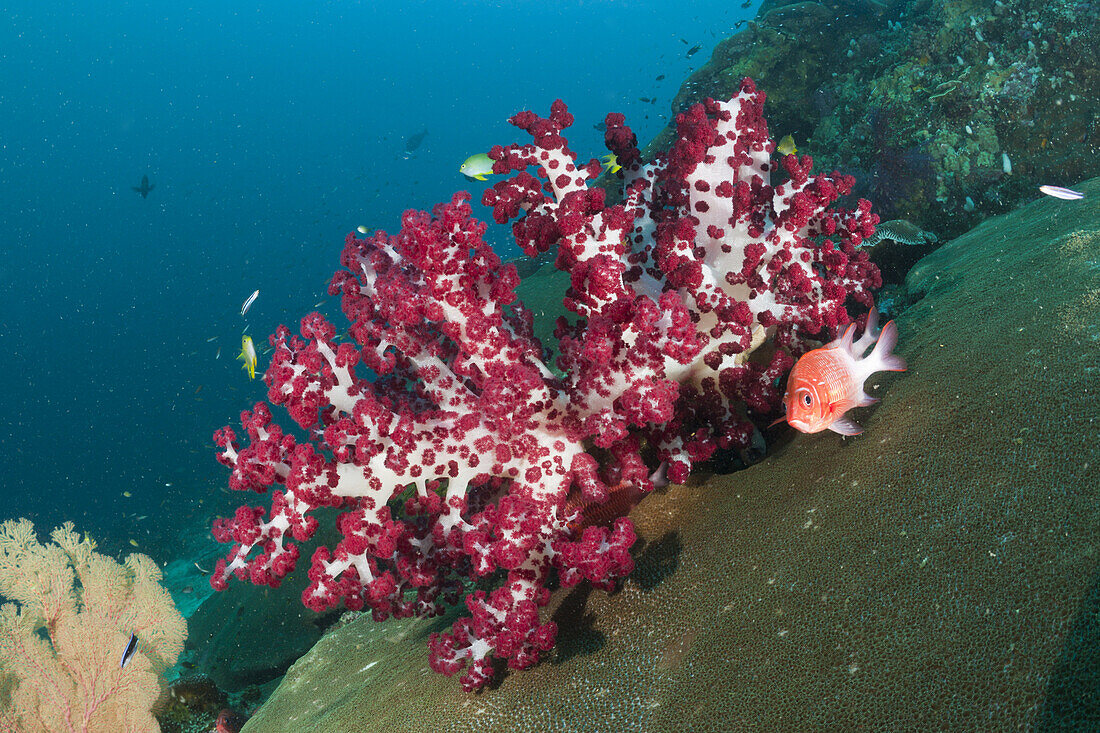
[0,518,186,733]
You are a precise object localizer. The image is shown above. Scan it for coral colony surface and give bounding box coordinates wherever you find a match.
[209,78,881,690]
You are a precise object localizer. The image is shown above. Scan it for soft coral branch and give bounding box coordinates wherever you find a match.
[209,77,881,689]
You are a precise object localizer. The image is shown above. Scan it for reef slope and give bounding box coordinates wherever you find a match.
[242,177,1100,731]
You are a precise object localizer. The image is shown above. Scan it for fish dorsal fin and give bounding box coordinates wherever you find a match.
[847,308,880,358]
[826,322,856,352]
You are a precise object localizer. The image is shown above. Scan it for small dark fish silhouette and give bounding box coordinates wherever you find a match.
[655,74,665,81]
[741,0,752,7]
[680,38,688,44]
[686,44,702,57]
[639,97,652,103]
[404,129,429,154]
[131,175,155,198]
[120,632,138,669]
[593,121,607,132]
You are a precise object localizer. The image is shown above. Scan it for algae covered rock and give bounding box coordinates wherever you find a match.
[654,0,1099,242]
[242,179,1100,731]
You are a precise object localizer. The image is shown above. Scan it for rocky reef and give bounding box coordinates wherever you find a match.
[648,0,1098,243]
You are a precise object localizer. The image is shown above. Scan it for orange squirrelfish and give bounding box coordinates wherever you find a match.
[779,309,906,435]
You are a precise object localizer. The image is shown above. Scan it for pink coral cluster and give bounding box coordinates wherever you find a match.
[209,77,880,690]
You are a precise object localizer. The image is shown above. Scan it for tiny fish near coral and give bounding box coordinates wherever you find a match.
[240,289,259,316]
[119,632,138,669]
[237,335,257,380]
[1038,185,1084,201]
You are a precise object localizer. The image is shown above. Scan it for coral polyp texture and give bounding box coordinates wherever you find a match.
[209,77,881,690]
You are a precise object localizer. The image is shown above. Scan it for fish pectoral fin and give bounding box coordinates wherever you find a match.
[828,416,863,436]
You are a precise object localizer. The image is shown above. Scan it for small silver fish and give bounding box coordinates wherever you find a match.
[241,289,259,316]
[1038,185,1084,200]
[120,632,138,669]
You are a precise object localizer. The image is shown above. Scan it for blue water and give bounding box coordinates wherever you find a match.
[0,0,756,556]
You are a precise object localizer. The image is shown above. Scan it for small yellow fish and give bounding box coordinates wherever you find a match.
[601,153,621,174]
[357,225,369,234]
[459,153,494,181]
[238,334,258,380]
[122,491,131,498]
[129,539,139,547]
[776,134,797,157]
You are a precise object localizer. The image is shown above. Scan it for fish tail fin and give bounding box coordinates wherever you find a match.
[867,320,907,372]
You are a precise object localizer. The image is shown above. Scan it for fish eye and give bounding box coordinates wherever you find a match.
[802,393,813,407]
